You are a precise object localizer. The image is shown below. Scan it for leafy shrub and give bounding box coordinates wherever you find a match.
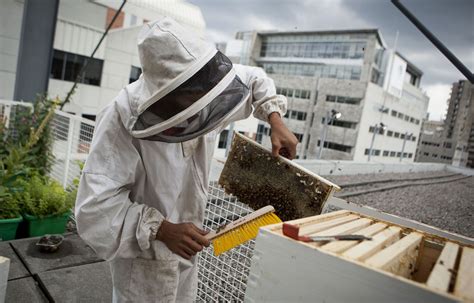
[0,188,21,219]
[0,96,55,175]
[0,97,58,219]
[17,175,73,218]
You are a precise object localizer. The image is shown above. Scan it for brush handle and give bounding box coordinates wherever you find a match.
[205,206,275,241]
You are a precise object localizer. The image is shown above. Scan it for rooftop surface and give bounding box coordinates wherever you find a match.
[3,170,473,302]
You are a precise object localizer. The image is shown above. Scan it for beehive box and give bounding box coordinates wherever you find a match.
[245,210,474,303]
[219,133,340,221]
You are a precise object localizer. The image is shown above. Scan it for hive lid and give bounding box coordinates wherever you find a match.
[218,132,340,221]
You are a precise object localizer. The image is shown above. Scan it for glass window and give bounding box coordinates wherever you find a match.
[129,66,142,84]
[394,132,400,138]
[387,130,393,137]
[64,53,84,82]
[391,110,397,117]
[390,151,396,157]
[383,150,389,157]
[218,130,229,149]
[51,50,65,80]
[326,95,336,102]
[50,49,103,86]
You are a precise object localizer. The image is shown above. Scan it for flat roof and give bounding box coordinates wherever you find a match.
[256,28,386,47]
[396,51,423,76]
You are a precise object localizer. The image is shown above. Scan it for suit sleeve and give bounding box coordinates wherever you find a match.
[74,102,164,261]
[236,64,288,122]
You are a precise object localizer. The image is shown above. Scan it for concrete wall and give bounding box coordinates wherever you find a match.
[294,160,447,176]
[209,157,449,182]
[0,0,23,100]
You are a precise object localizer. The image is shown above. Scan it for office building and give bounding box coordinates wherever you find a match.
[234,29,429,162]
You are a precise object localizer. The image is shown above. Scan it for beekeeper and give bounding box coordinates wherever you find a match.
[75,17,298,302]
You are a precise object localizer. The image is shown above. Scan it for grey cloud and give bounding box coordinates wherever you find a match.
[190,0,473,87]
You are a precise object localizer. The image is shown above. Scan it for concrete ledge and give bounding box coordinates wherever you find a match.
[0,256,9,303]
[211,158,451,181]
[0,243,29,281]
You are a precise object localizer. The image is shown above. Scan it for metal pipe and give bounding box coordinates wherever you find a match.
[391,0,473,83]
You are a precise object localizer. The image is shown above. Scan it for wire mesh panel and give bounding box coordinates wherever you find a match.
[0,99,33,140]
[197,183,256,302]
[49,110,95,189]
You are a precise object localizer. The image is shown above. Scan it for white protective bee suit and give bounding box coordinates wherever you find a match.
[75,17,287,302]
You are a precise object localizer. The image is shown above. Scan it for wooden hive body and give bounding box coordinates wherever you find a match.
[245,210,474,303]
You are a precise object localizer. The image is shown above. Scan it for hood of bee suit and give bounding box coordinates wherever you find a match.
[122,17,249,142]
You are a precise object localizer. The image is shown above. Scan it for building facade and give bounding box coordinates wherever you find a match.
[1,0,206,117]
[416,80,474,167]
[234,30,429,162]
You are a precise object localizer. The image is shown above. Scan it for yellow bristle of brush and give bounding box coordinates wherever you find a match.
[212,212,281,256]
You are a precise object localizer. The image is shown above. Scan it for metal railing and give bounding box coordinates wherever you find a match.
[49,110,95,189]
[0,100,255,302]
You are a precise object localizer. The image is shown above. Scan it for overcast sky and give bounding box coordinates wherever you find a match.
[189,0,473,121]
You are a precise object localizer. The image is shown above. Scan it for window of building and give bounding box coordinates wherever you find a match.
[408,153,413,158]
[400,133,405,139]
[50,49,103,86]
[397,112,404,119]
[412,136,417,141]
[320,140,352,153]
[390,151,396,157]
[396,152,401,157]
[369,126,384,134]
[423,152,429,156]
[218,130,229,149]
[326,95,362,105]
[383,150,389,157]
[129,66,142,83]
[256,124,265,143]
[324,119,357,129]
[294,133,304,142]
[387,130,393,137]
[432,154,438,158]
[391,110,397,117]
[394,132,400,138]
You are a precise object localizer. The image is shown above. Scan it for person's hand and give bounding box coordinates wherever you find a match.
[268,112,299,159]
[156,220,210,260]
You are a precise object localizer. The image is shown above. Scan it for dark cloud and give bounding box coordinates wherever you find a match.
[190,0,473,86]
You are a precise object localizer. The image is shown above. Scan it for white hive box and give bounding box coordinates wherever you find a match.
[245,210,474,303]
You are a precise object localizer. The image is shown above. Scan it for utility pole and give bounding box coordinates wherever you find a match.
[368,123,386,162]
[400,132,413,162]
[317,109,341,159]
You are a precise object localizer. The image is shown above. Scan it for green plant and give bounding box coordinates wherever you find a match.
[0,95,57,175]
[0,188,20,219]
[17,175,73,218]
[0,98,58,219]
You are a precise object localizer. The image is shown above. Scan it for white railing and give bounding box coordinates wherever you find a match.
[49,110,95,189]
[0,100,254,302]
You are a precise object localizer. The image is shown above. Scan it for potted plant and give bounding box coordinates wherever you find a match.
[0,186,23,241]
[18,175,74,237]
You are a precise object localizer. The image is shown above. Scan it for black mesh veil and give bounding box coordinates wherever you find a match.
[133,51,250,142]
